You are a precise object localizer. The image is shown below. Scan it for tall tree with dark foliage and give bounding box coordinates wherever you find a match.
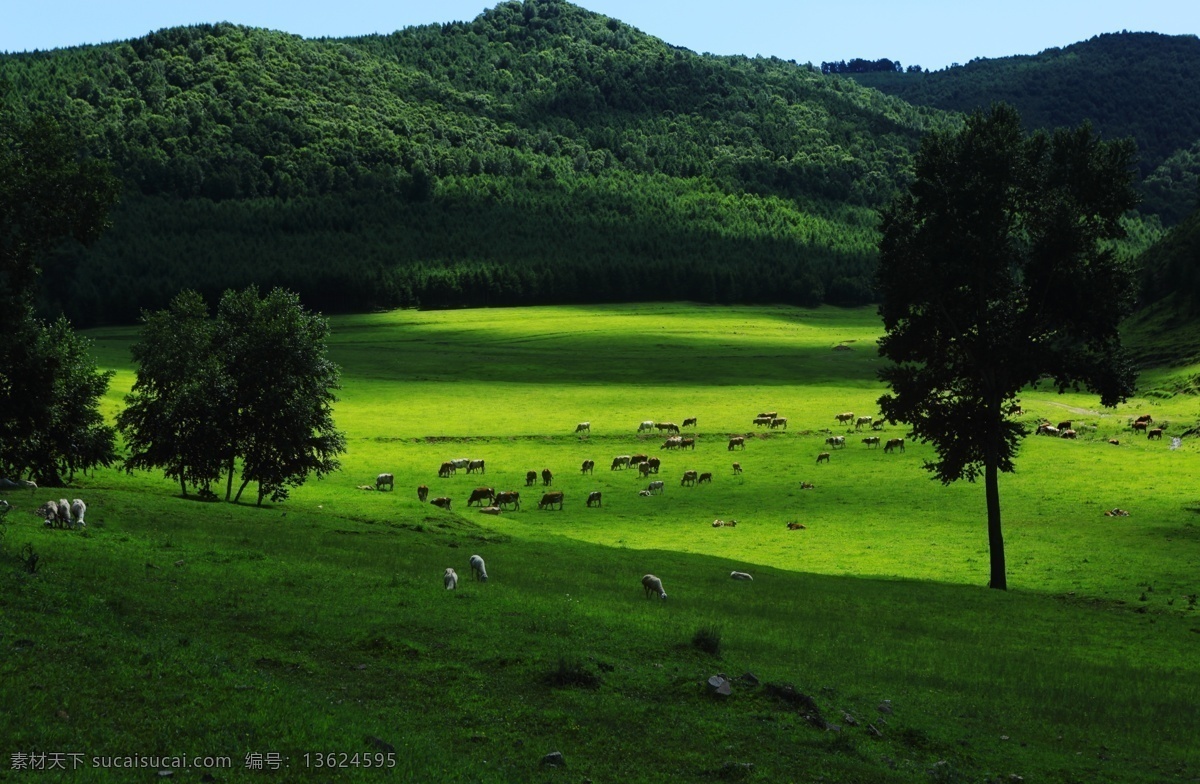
[875,104,1140,590]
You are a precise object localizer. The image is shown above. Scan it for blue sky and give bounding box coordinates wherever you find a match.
[4,0,1197,70]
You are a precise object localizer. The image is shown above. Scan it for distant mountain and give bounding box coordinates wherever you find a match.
[844,32,1200,223]
[1,0,954,325]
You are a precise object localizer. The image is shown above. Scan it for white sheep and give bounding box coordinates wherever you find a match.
[57,498,70,527]
[70,499,87,529]
[444,568,458,590]
[469,554,488,582]
[730,571,753,581]
[642,574,667,599]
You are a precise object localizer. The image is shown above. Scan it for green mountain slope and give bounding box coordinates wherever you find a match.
[2,0,954,325]
[845,32,1200,223]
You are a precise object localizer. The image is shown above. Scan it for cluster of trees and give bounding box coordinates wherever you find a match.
[843,32,1200,224]
[1138,203,1200,317]
[821,59,919,75]
[118,288,345,505]
[1,0,957,325]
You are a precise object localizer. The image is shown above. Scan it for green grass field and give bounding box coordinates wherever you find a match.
[3,303,1198,782]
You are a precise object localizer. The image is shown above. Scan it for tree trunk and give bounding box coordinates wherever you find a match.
[256,482,265,506]
[234,477,251,504]
[985,458,1007,590]
[180,476,187,497]
[225,455,235,501]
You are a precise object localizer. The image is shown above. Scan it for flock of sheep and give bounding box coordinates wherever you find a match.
[36,497,87,529]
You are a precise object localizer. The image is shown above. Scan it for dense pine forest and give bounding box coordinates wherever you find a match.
[2,2,1192,325]
[1,0,954,325]
[844,32,1200,224]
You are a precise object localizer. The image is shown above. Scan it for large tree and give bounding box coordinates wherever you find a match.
[875,104,1140,590]
[0,112,121,483]
[119,287,345,505]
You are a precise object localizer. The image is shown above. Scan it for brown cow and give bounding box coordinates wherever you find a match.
[1131,421,1148,432]
[680,470,698,486]
[728,436,745,450]
[682,417,697,429]
[611,455,631,470]
[835,412,855,424]
[1134,414,1153,424]
[656,422,680,434]
[646,457,661,473]
[430,497,452,510]
[629,454,649,466]
[661,437,683,450]
[542,468,553,486]
[787,521,806,530]
[769,417,787,430]
[884,438,905,453]
[732,462,742,474]
[538,491,564,510]
[758,411,778,419]
[753,416,773,427]
[854,416,872,430]
[495,491,521,510]
[1148,428,1164,440]
[698,472,712,484]
[586,491,602,508]
[467,459,486,474]
[581,459,595,474]
[681,437,696,450]
[526,471,537,487]
[816,452,831,464]
[467,487,495,506]
[417,484,429,502]
[438,461,455,478]
[1057,420,1072,431]
[639,462,653,477]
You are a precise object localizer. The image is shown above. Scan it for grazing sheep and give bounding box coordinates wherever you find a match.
[469,554,488,582]
[70,499,86,529]
[444,568,458,590]
[730,571,753,581]
[642,574,667,599]
[376,472,394,491]
[57,499,71,527]
[36,500,61,527]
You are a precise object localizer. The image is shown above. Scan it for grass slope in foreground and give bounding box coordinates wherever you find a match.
[2,303,1197,783]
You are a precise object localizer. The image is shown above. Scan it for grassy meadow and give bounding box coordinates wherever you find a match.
[3,303,1198,783]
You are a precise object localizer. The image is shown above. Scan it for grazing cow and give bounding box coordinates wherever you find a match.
[656,422,680,435]
[638,420,655,433]
[647,480,665,495]
[835,412,855,424]
[816,452,831,464]
[376,472,394,491]
[431,497,452,510]
[862,436,880,448]
[444,568,458,590]
[1037,424,1060,437]
[646,457,661,473]
[581,459,595,474]
[681,470,698,487]
[467,487,495,507]
[575,422,591,434]
[1131,421,1148,432]
[698,472,712,484]
[541,468,553,486]
[587,491,602,508]
[1134,414,1153,424]
[451,458,470,471]
[495,491,521,510]
[682,417,697,429]
[629,454,649,466]
[639,462,653,477]
[1057,420,1072,431]
[611,455,631,470]
[417,484,429,502]
[1108,439,1120,446]
[728,437,745,451]
[467,459,486,474]
[787,522,806,530]
[526,470,538,487]
[770,417,787,430]
[1060,429,1078,439]
[680,438,696,450]
[758,411,778,420]
[642,574,667,600]
[884,438,905,453]
[1148,427,1164,440]
[438,461,455,478]
[538,491,564,510]
[871,420,885,432]
[855,416,872,430]
[661,437,683,450]
[753,416,773,427]
[825,436,845,449]
[732,462,742,474]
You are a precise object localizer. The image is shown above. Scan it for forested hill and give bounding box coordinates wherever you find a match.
[843,32,1200,224]
[1,0,953,326]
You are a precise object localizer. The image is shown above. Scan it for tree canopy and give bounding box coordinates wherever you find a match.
[876,104,1140,590]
